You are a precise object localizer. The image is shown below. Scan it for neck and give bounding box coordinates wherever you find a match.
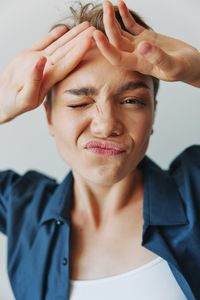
[70,168,144,230]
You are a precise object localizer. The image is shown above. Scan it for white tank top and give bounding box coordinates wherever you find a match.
[69,257,187,300]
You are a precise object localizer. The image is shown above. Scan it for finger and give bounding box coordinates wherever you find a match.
[93,29,140,69]
[137,41,174,75]
[44,21,90,56]
[18,56,47,109]
[118,0,144,35]
[102,0,134,51]
[103,0,123,48]
[103,0,123,33]
[31,26,69,51]
[93,30,123,65]
[40,37,93,99]
[48,26,96,66]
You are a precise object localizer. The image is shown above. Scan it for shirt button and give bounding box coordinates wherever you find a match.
[62,257,68,266]
[55,218,63,225]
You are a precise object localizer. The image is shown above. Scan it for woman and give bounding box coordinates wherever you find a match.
[0,0,200,299]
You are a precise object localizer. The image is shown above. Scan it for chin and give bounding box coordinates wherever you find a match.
[83,164,131,186]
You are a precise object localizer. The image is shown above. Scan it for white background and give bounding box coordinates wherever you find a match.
[0,0,200,299]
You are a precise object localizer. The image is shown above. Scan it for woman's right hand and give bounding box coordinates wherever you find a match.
[0,21,95,124]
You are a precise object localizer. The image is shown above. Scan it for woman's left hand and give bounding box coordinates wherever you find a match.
[92,0,200,88]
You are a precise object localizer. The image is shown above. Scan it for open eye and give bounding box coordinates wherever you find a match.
[121,98,146,107]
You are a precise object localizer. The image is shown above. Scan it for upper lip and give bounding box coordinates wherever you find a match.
[84,140,126,152]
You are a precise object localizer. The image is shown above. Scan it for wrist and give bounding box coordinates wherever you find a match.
[186,50,200,88]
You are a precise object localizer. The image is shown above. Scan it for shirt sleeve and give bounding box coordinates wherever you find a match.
[168,145,200,220]
[169,145,200,180]
[0,170,21,235]
[0,169,57,236]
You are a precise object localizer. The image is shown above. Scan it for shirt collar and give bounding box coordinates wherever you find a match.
[39,170,74,226]
[138,155,188,226]
[40,155,188,227]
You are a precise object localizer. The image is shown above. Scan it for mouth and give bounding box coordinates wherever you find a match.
[84,140,126,156]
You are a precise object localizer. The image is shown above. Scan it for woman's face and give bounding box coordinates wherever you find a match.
[45,46,156,185]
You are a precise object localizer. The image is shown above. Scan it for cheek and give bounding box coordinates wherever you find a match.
[52,111,84,153]
[126,110,154,140]
[52,105,154,149]
[125,110,154,162]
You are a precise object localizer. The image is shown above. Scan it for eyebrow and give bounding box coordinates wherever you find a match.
[63,81,150,97]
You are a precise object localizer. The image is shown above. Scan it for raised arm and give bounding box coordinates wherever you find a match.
[92,0,200,88]
[0,22,95,124]
[0,21,95,234]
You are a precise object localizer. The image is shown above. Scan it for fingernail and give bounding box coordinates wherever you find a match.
[82,21,90,27]
[104,0,110,10]
[52,25,68,32]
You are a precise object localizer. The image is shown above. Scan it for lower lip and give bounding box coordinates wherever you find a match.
[86,147,125,156]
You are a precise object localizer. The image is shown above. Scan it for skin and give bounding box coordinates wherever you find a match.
[92,0,200,87]
[1,0,199,125]
[0,22,96,123]
[0,0,199,280]
[0,0,198,237]
[43,0,200,232]
[45,45,156,230]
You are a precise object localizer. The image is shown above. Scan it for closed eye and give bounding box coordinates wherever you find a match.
[67,104,88,109]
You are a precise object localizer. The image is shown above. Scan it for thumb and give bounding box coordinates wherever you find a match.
[137,41,173,71]
[19,56,47,108]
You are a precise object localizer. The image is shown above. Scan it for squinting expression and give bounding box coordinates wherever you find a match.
[45,46,156,186]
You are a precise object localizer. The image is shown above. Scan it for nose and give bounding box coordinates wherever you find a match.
[90,102,124,138]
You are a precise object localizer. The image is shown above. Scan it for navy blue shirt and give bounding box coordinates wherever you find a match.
[0,145,200,300]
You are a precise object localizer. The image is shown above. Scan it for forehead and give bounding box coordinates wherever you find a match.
[56,45,153,92]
